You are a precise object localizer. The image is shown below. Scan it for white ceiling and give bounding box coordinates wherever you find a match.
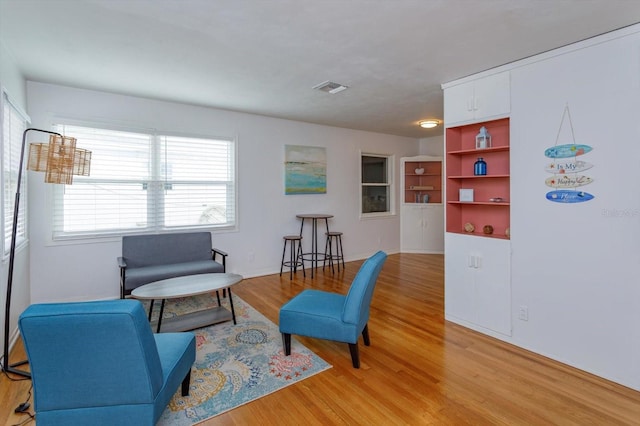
[1,0,639,138]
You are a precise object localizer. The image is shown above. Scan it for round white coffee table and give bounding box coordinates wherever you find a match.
[131,273,243,333]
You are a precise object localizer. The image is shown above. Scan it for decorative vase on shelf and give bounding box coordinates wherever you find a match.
[474,157,487,176]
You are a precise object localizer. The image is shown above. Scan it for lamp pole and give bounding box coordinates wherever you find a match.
[2,128,62,378]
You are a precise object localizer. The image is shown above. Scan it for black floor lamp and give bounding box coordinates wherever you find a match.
[2,128,91,378]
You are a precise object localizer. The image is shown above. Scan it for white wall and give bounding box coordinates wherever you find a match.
[419,135,444,156]
[26,82,418,303]
[0,40,29,357]
[0,41,26,108]
[508,26,640,390]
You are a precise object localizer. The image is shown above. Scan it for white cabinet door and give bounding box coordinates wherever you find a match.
[422,205,444,253]
[473,236,511,335]
[401,205,424,252]
[401,205,444,253]
[444,234,477,323]
[444,81,475,125]
[444,71,510,126]
[473,71,511,121]
[445,233,511,336]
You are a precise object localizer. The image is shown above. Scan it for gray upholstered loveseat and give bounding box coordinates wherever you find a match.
[118,232,228,298]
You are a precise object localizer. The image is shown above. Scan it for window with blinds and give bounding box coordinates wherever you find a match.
[2,92,28,255]
[52,124,236,239]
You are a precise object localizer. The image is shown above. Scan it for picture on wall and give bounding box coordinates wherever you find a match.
[544,105,595,203]
[284,145,327,194]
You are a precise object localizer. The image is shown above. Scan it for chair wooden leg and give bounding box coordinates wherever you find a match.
[362,324,370,346]
[282,333,292,355]
[181,370,191,396]
[348,343,360,368]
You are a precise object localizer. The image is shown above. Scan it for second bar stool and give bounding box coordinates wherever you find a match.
[280,235,305,280]
[323,231,345,273]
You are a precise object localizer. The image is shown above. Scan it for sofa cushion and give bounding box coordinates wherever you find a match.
[124,260,225,292]
[122,232,214,268]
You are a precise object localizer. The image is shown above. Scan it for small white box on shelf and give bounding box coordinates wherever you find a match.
[459,189,474,202]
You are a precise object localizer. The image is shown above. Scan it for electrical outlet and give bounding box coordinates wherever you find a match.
[248,251,255,262]
[518,305,529,321]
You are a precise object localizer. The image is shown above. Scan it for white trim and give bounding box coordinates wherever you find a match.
[1,88,30,123]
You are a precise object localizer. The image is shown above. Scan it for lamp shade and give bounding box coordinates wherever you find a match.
[27,135,91,184]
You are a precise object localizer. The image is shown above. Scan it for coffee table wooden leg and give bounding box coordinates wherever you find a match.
[227,288,236,325]
[157,299,166,333]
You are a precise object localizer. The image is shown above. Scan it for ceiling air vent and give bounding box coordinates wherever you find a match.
[312,80,348,94]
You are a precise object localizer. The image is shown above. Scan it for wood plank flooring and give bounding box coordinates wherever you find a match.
[2,253,640,425]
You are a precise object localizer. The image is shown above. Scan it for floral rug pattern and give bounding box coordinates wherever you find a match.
[155,293,331,425]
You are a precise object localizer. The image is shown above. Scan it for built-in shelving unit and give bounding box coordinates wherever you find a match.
[400,156,444,254]
[403,159,442,204]
[445,117,510,239]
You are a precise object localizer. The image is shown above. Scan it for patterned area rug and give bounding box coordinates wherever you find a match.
[154,293,331,425]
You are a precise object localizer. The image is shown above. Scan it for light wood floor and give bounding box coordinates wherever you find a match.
[2,253,640,425]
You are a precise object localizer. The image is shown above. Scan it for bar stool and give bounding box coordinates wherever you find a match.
[323,231,345,273]
[280,235,305,280]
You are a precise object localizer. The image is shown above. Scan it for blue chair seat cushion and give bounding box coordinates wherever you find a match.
[124,260,224,292]
[279,290,360,343]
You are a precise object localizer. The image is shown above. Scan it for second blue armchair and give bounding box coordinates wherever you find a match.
[279,250,387,368]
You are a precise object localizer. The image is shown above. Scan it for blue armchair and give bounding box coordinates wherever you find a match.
[19,299,195,425]
[279,250,387,368]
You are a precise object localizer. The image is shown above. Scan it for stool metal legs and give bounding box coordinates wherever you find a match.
[281,236,305,280]
[323,232,345,273]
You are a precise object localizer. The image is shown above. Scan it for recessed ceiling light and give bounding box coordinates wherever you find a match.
[419,119,440,129]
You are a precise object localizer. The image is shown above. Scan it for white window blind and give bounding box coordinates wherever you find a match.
[52,124,236,238]
[2,92,28,255]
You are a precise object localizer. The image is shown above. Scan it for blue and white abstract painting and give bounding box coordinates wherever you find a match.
[285,145,326,194]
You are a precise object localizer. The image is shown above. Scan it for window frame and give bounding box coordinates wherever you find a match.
[359,151,395,218]
[49,122,238,240]
[1,90,30,256]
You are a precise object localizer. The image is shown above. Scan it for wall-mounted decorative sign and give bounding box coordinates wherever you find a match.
[284,145,327,194]
[544,105,594,203]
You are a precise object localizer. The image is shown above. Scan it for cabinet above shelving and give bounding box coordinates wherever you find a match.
[443,71,510,126]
